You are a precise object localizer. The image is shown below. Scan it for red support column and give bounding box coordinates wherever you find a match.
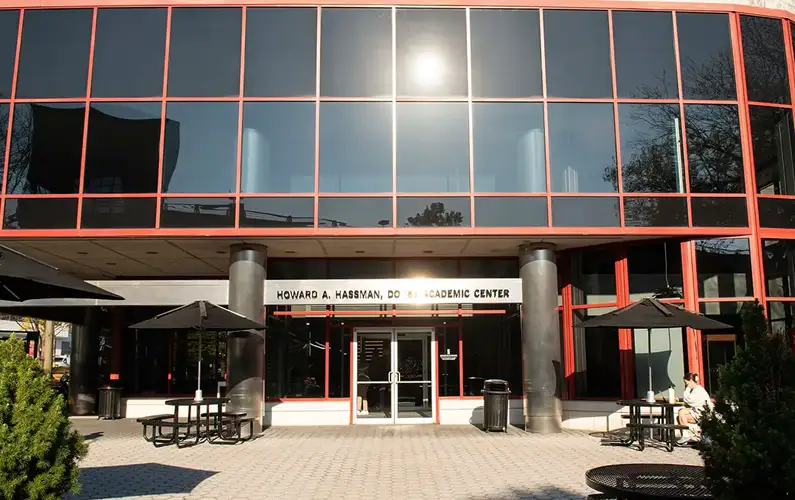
[682,240,704,381]
[615,248,635,400]
[109,308,123,383]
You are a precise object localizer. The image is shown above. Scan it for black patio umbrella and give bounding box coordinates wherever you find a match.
[0,245,123,301]
[578,297,731,397]
[129,301,265,400]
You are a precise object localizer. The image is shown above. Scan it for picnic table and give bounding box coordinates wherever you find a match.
[617,400,688,452]
[586,464,712,499]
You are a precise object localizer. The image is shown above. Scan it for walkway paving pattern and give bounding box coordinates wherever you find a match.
[68,419,702,500]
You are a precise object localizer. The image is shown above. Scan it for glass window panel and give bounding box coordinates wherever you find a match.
[328,260,392,278]
[437,325,460,397]
[571,248,616,305]
[695,238,753,298]
[319,102,392,193]
[81,198,157,229]
[627,241,683,301]
[573,308,621,398]
[634,326,686,397]
[474,197,547,227]
[0,10,19,98]
[685,104,744,193]
[762,239,795,297]
[618,104,684,193]
[691,197,747,227]
[472,103,545,193]
[320,8,392,97]
[265,317,326,398]
[462,308,521,395]
[624,197,688,227]
[396,103,469,193]
[167,8,241,97]
[396,260,458,278]
[0,103,7,185]
[613,11,678,99]
[396,9,467,98]
[741,16,789,104]
[548,103,616,193]
[241,102,315,194]
[750,106,795,195]
[552,197,620,227]
[240,197,314,228]
[91,8,167,98]
[160,197,235,228]
[163,102,238,194]
[84,102,162,194]
[759,198,795,228]
[676,13,736,100]
[544,10,612,98]
[769,301,795,339]
[397,197,470,227]
[269,259,327,279]
[459,259,518,278]
[3,198,77,229]
[470,9,542,98]
[318,197,392,228]
[328,325,351,398]
[7,103,85,195]
[16,9,91,99]
[699,301,745,394]
[245,8,316,97]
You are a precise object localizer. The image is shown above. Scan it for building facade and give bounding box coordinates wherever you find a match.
[1,0,795,431]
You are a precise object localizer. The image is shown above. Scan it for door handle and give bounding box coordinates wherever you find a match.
[395,371,401,382]
[387,371,394,383]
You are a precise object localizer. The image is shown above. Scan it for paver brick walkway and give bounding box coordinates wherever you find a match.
[68,418,702,500]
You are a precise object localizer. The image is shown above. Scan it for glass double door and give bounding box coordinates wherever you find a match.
[354,328,435,424]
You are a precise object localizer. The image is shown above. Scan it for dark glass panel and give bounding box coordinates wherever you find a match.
[613,11,678,99]
[462,306,522,395]
[633,325,687,397]
[685,105,744,193]
[762,239,795,297]
[750,106,795,195]
[167,8,241,97]
[81,198,157,228]
[571,248,616,305]
[551,197,620,227]
[240,197,314,228]
[459,259,518,278]
[768,301,795,345]
[241,102,315,194]
[396,103,469,193]
[691,197,747,227]
[437,325,460,397]
[268,259,327,279]
[160,197,235,228]
[91,8,167,98]
[395,9,467,98]
[328,324,350,398]
[627,241,683,301]
[318,197,392,228]
[320,8,391,97]
[699,301,744,394]
[0,103,7,185]
[472,103,545,193]
[7,103,84,195]
[759,198,795,228]
[265,317,325,398]
[573,308,621,398]
[695,238,753,298]
[3,198,77,229]
[544,10,612,98]
[548,103,616,193]
[319,102,392,193]
[624,197,688,227]
[397,197,470,227]
[163,102,238,194]
[84,103,161,194]
[16,9,91,98]
[329,260,392,278]
[474,197,547,227]
[245,8,316,97]
[0,10,19,98]
[741,16,789,104]
[470,9,542,98]
[396,259,458,278]
[676,13,736,100]
[618,104,684,193]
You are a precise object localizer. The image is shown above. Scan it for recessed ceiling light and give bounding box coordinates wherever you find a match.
[106,262,116,266]
[423,250,434,254]
[215,250,226,255]
[146,251,158,255]
[355,250,365,254]
[285,250,296,254]
[77,251,89,255]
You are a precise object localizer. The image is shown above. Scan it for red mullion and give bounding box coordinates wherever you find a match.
[545,97,614,103]
[622,192,690,198]
[391,6,397,229]
[75,7,98,230]
[160,192,248,198]
[671,11,693,227]
[87,97,164,103]
[165,96,240,102]
[607,10,625,228]
[698,296,756,303]
[688,192,747,197]
[234,6,246,229]
[154,6,172,229]
[786,19,795,160]
[548,192,621,197]
[324,306,330,399]
[77,193,156,199]
[539,8,552,227]
[0,8,22,218]
[682,240,704,378]
[466,7,475,227]
[398,192,472,197]
[457,314,464,397]
[758,193,795,199]
[747,100,792,108]
[317,192,393,198]
[616,97,680,104]
[5,193,80,199]
[471,192,547,197]
[559,253,575,400]
[244,96,317,102]
[472,97,544,103]
[313,6,321,229]
[318,96,391,102]
[615,247,635,399]
[12,98,88,103]
[767,297,795,302]
[570,301,618,310]
[680,99,738,105]
[395,96,467,102]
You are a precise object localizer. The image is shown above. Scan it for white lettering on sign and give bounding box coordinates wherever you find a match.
[264,279,522,305]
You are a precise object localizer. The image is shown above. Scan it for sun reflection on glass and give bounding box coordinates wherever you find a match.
[410,50,444,88]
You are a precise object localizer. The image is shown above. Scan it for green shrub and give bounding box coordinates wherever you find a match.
[0,336,87,500]
[699,301,795,498]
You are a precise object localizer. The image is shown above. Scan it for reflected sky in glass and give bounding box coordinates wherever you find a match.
[676,13,736,100]
[0,11,19,98]
[613,11,678,99]
[319,197,393,228]
[618,104,683,193]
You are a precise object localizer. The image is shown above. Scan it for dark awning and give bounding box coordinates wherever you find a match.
[578,298,732,330]
[129,300,265,331]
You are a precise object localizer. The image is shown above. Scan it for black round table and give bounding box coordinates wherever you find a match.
[586,464,712,499]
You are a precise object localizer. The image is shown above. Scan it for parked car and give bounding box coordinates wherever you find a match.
[53,355,70,368]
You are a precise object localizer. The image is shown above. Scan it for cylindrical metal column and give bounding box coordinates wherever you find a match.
[519,243,563,433]
[227,244,266,434]
[70,308,100,416]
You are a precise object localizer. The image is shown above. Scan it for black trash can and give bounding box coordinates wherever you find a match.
[482,379,510,432]
[97,386,122,420]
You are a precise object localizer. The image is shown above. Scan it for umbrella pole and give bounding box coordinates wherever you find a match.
[647,328,654,402]
[195,331,203,401]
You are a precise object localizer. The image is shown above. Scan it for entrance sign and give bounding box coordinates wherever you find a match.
[265,278,522,305]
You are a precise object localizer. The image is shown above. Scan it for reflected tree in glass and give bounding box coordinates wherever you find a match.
[405,202,463,227]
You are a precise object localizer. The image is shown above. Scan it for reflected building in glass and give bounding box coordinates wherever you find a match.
[0,1,793,432]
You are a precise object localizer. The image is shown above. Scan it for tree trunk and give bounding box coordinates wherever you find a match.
[41,320,54,376]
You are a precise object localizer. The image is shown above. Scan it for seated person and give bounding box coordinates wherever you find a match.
[677,372,712,444]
